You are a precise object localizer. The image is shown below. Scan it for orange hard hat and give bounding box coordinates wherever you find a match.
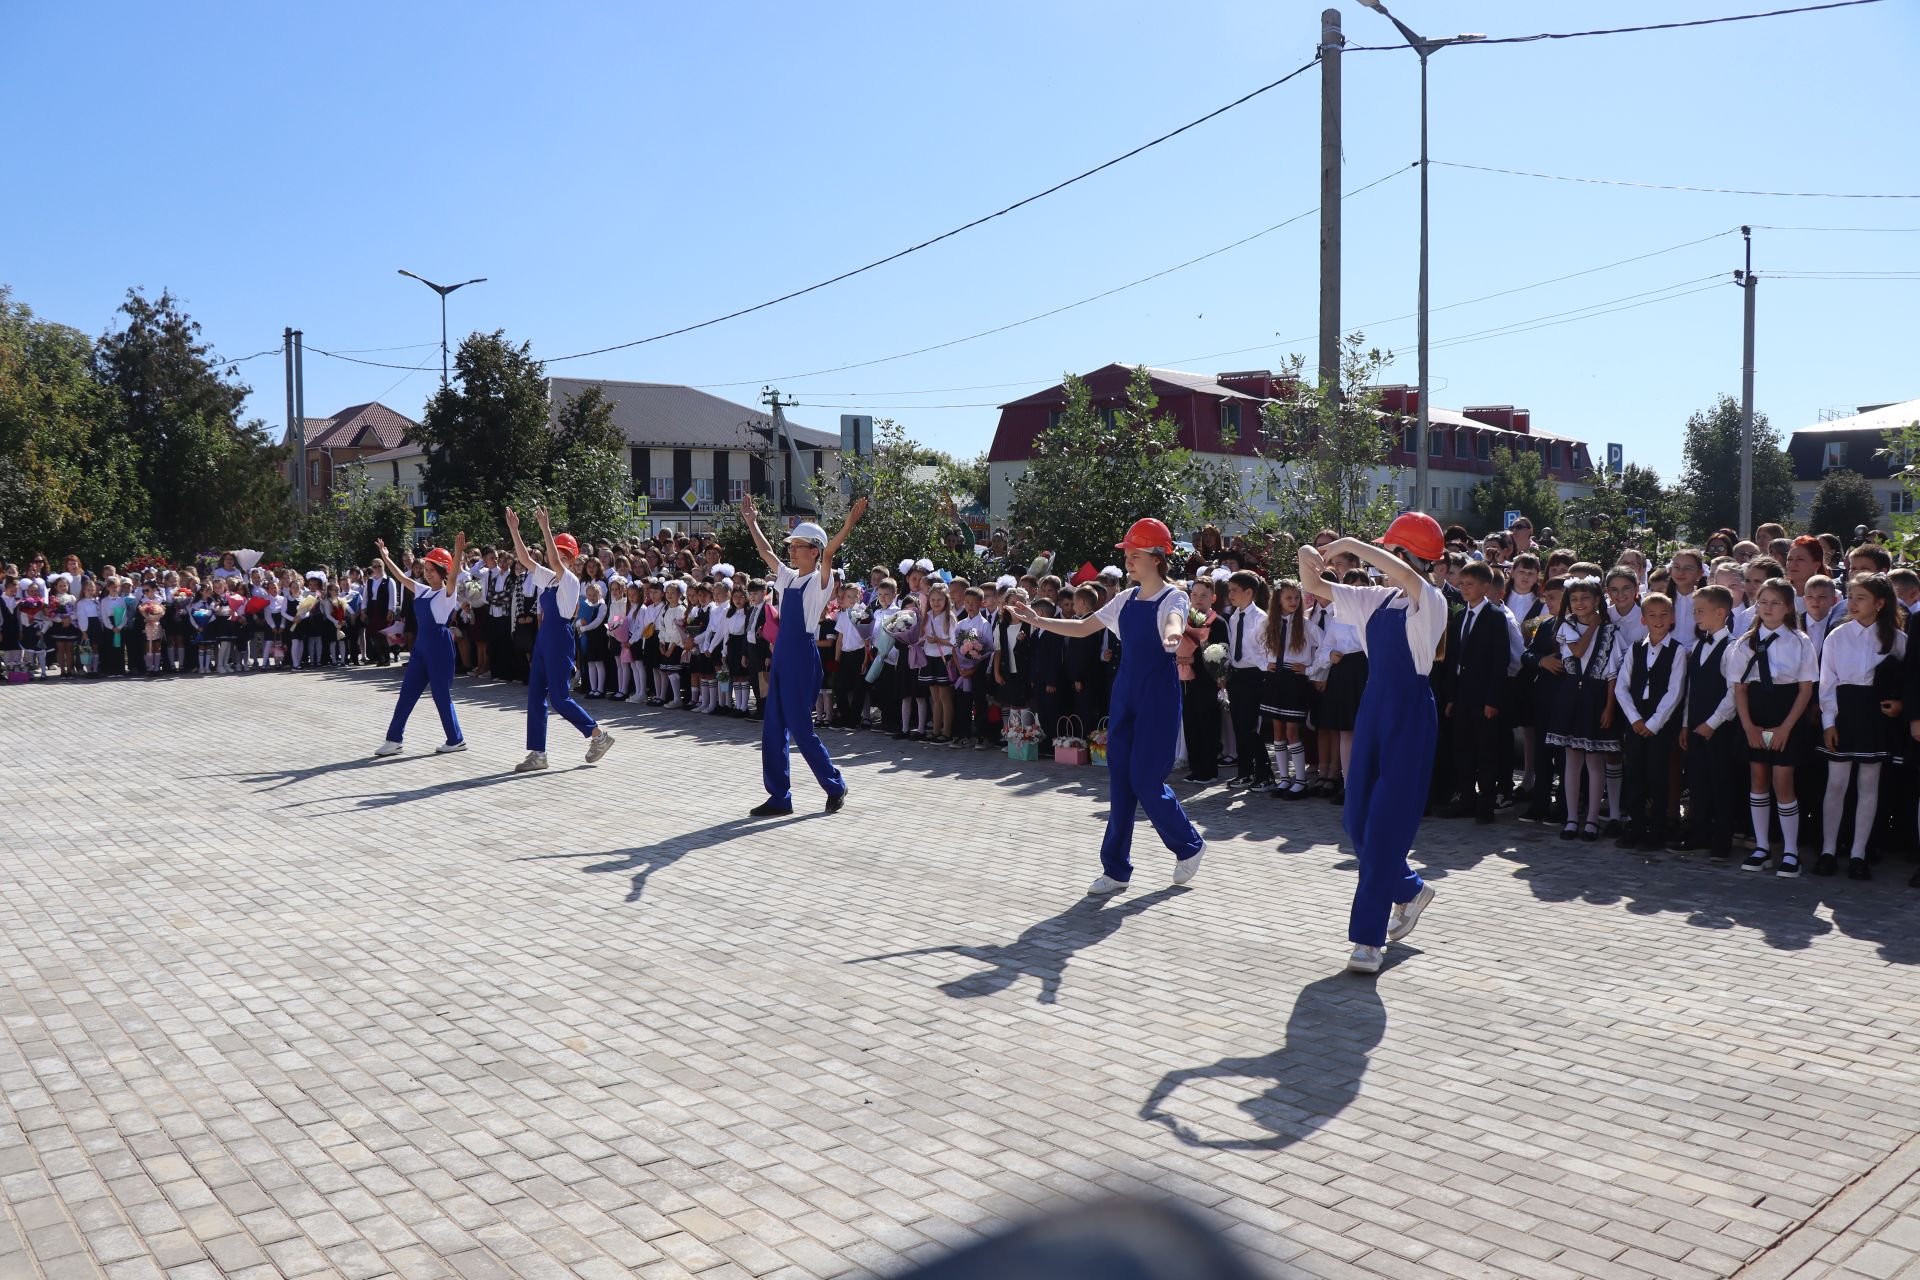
[1377,511,1444,562]
[423,547,455,574]
[552,532,581,561]
[1115,518,1175,555]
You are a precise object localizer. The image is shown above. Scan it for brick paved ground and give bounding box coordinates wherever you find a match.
[2,667,1918,1280]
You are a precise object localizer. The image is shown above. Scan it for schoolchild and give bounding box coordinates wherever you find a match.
[1816,573,1906,879]
[1614,592,1686,851]
[1260,578,1322,797]
[1675,584,1742,859]
[1729,576,1818,875]
[1221,571,1273,787]
[1176,577,1228,784]
[1545,574,1625,841]
[1307,567,1371,805]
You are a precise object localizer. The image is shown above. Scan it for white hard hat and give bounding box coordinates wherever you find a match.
[785,522,828,546]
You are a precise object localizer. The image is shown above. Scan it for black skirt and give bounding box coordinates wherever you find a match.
[1743,680,1808,766]
[1260,665,1312,721]
[585,628,609,661]
[1319,652,1368,731]
[1821,683,1895,762]
[1546,673,1622,753]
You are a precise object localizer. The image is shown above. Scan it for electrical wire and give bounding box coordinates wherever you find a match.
[216,345,284,367]
[690,164,1413,392]
[321,341,441,354]
[1753,225,1920,232]
[1433,160,1920,200]
[1342,0,1885,50]
[539,57,1322,364]
[305,345,442,372]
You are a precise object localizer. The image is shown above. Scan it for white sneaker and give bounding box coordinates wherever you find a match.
[585,730,614,763]
[1172,843,1206,886]
[435,740,467,754]
[1086,874,1129,896]
[373,740,403,758]
[1347,944,1384,974]
[514,751,549,773]
[1387,884,1436,942]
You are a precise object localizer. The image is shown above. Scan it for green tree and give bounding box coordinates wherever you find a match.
[1007,367,1246,573]
[415,330,554,538]
[1615,462,1686,548]
[1677,393,1793,539]
[937,451,991,512]
[808,419,982,577]
[1252,335,1402,544]
[1877,417,1920,557]
[0,287,147,563]
[290,470,423,569]
[547,384,632,542]
[1470,446,1563,536]
[1563,468,1670,568]
[1808,468,1883,540]
[91,289,291,561]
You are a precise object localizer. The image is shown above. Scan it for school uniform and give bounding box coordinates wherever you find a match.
[991,612,1032,709]
[1309,616,1369,733]
[1545,620,1626,754]
[365,574,400,666]
[832,607,870,728]
[1177,609,1228,781]
[1679,627,1740,857]
[870,601,903,731]
[1029,624,1068,748]
[1819,621,1906,763]
[1727,625,1817,766]
[1443,599,1515,821]
[1608,601,1648,647]
[1259,613,1323,723]
[1615,635,1686,847]
[953,612,995,740]
[1064,625,1110,729]
[1670,588,1700,646]
[1223,603,1273,785]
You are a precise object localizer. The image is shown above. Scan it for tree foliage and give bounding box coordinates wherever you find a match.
[1470,446,1562,536]
[1252,335,1402,545]
[1808,468,1883,540]
[548,384,633,543]
[1878,418,1920,556]
[285,470,420,570]
[808,419,985,578]
[1678,393,1794,540]
[1006,367,1246,573]
[414,330,555,541]
[1562,467,1687,569]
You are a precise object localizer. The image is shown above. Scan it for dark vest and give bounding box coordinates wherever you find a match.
[1630,638,1679,730]
[1687,633,1731,725]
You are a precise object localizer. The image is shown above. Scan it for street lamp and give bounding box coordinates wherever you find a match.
[397,269,488,387]
[1355,0,1482,517]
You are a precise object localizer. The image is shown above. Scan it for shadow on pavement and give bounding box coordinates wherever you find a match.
[520,813,810,903]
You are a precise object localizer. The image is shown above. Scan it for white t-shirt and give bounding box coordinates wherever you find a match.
[418,586,457,626]
[527,564,581,619]
[1094,585,1191,645]
[773,564,832,634]
[1330,579,1448,677]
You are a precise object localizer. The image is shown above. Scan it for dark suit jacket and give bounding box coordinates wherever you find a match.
[1445,603,1511,716]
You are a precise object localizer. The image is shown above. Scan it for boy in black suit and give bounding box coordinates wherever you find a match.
[1441,560,1513,823]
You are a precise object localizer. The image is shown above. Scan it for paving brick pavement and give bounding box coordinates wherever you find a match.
[2,667,1918,1280]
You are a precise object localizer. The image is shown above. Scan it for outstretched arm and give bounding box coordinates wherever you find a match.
[740,494,782,575]
[1298,545,1333,602]
[504,508,538,574]
[1009,602,1105,638]
[373,539,420,596]
[534,506,567,576]
[1323,537,1425,598]
[819,497,869,589]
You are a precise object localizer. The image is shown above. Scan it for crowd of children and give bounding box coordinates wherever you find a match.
[8,517,1920,890]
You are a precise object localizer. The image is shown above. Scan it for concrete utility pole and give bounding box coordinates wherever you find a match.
[761,387,813,515]
[1318,8,1343,397]
[285,328,301,510]
[1738,226,1758,540]
[294,330,307,512]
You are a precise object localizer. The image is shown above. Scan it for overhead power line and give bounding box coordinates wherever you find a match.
[216,345,284,367]
[1434,159,1920,200]
[1343,0,1885,50]
[305,345,443,372]
[538,57,1322,364]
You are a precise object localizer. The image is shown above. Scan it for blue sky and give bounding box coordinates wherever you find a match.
[5,1,1915,481]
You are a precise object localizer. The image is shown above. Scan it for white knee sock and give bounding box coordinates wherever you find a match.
[1778,798,1800,856]
[1822,764,1852,856]
[1605,760,1624,820]
[1853,764,1882,858]
[1749,792,1773,854]
[1286,742,1306,782]
[667,673,681,703]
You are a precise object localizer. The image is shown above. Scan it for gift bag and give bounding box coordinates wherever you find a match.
[1052,715,1090,766]
[1005,708,1041,762]
[1089,717,1110,766]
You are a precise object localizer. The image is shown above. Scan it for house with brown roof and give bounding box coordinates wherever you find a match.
[288,402,419,511]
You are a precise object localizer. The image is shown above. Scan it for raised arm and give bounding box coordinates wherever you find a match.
[1298,545,1333,602]
[740,493,783,575]
[1324,537,1425,598]
[373,538,421,596]
[819,496,869,589]
[533,506,567,577]
[504,508,538,574]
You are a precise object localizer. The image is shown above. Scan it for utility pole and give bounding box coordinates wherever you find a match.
[1318,8,1343,397]
[294,330,307,513]
[285,328,301,510]
[1737,225,1758,540]
[761,387,813,516]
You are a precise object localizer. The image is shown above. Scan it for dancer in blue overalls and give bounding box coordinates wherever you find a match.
[1299,513,1449,974]
[1013,518,1205,894]
[742,492,868,816]
[372,533,468,759]
[506,506,614,772]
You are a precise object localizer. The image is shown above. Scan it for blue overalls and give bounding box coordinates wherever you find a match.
[762,571,846,807]
[383,588,463,747]
[1098,587,1205,882]
[1343,590,1435,946]
[527,575,596,752]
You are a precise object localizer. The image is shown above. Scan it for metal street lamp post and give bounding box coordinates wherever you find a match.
[397,269,488,387]
[1355,0,1482,516]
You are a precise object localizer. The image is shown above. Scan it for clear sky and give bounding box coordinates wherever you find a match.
[5,1,1916,481]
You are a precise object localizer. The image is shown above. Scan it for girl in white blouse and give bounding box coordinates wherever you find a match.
[1728,577,1818,877]
[1815,574,1907,879]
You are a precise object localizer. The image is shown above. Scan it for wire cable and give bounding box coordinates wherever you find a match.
[540,57,1322,364]
[1433,159,1920,200]
[216,345,284,367]
[305,345,443,372]
[321,341,441,354]
[1343,0,1885,50]
[691,164,1412,392]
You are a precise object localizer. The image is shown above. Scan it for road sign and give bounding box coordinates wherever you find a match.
[1607,443,1624,474]
[422,508,436,528]
[1627,507,1645,524]
[840,414,874,456]
[681,485,699,509]
[634,496,650,516]
[1504,509,1522,529]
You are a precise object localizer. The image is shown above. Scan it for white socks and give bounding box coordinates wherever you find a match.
[1605,760,1624,822]
[1286,742,1306,782]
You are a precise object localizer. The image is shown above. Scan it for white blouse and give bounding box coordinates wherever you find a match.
[1271,612,1324,673]
[1555,620,1627,681]
[1818,619,1908,728]
[1725,625,1817,687]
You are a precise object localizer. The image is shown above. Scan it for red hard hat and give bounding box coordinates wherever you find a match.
[1378,511,1444,562]
[424,547,455,574]
[1115,518,1175,555]
[552,532,581,561]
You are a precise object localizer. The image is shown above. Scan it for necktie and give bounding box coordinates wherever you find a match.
[1234,613,1245,662]
[1745,633,1775,683]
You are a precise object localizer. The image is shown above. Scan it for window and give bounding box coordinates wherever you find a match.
[1891,490,1915,515]
[1550,443,1564,469]
[1046,410,1065,430]
[1402,427,1416,454]
[1450,487,1463,511]
[1823,441,1849,472]
[1475,433,1491,460]
[1101,407,1120,428]
[1219,402,1242,437]
[1430,486,1440,511]
[1429,431,1444,458]
[1454,432,1469,460]
[308,460,322,487]
[693,478,715,503]
[727,478,747,503]
[411,484,426,508]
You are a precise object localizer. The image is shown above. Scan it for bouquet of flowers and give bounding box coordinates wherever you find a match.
[849,602,873,625]
[882,606,919,637]
[1088,718,1110,766]
[1189,605,1209,626]
[296,594,320,619]
[459,578,486,610]
[952,633,988,691]
[1005,709,1045,761]
[124,554,172,576]
[1200,641,1229,682]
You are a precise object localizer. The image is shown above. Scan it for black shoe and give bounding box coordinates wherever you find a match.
[1580,824,1600,843]
[749,800,794,817]
[1741,850,1770,873]
[825,788,847,814]
[1270,785,1295,801]
[1329,783,1345,804]
[1813,853,1838,877]
[1184,773,1218,784]
[1559,825,1579,841]
[1847,857,1871,881]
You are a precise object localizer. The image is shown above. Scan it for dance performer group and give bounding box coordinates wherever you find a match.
[374,497,1444,976]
